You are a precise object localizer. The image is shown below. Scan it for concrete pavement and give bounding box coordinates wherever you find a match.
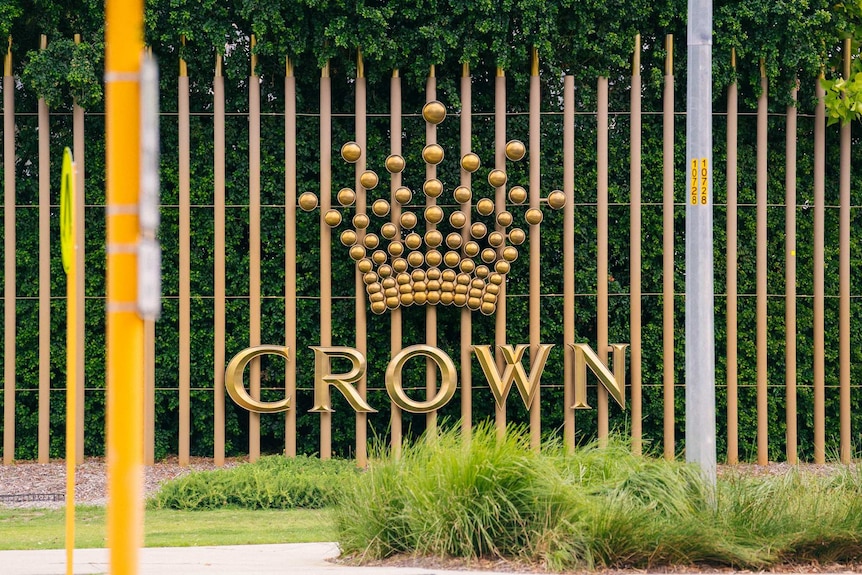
[0,542,544,575]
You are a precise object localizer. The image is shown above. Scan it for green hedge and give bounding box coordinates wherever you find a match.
[0,1,860,462]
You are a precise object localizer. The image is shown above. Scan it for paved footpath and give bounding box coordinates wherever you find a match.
[0,542,541,575]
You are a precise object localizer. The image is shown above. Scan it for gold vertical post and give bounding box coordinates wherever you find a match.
[528,48,542,449]
[630,35,643,455]
[563,75,575,450]
[320,61,333,459]
[726,49,739,464]
[785,80,797,464]
[213,53,226,466]
[756,60,768,465]
[390,69,402,458]
[813,74,826,464]
[178,42,191,466]
[426,66,438,436]
[662,35,675,460]
[4,37,15,465]
[495,67,507,439]
[460,62,473,441]
[597,76,609,445]
[248,35,262,463]
[38,35,51,464]
[285,56,297,457]
[839,39,851,464]
[105,0,144,571]
[73,34,86,465]
[355,49,368,466]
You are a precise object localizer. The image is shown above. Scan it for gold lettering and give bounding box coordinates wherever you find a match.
[571,343,628,409]
[385,344,457,413]
[309,347,376,413]
[225,346,292,413]
[472,344,554,409]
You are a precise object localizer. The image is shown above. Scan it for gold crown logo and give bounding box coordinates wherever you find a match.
[298,101,566,316]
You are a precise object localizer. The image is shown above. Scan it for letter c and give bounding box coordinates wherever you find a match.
[225,346,292,413]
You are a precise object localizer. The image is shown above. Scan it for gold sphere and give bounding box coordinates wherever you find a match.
[381,222,398,240]
[413,280,427,292]
[385,154,406,174]
[400,211,418,229]
[360,170,379,190]
[372,199,391,217]
[399,283,413,295]
[368,287,383,299]
[443,269,457,282]
[372,250,387,264]
[525,208,544,225]
[340,141,362,163]
[405,233,422,250]
[469,288,483,299]
[509,228,526,245]
[340,229,357,246]
[453,185,472,204]
[446,232,463,249]
[548,190,566,210]
[489,272,504,285]
[364,233,380,249]
[460,152,481,173]
[371,301,387,314]
[475,265,490,278]
[299,192,318,211]
[496,211,513,227]
[505,139,526,161]
[358,258,373,273]
[337,187,356,206]
[413,292,427,305]
[386,296,400,309]
[471,278,485,289]
[481,248,497,263]
[476,198,495,216]
[396,272,411,285]
[488,169,508,188]
[425,230,443,247]
[449,211,467,228]
[379,265,393,278]
[488,231,504,247]
[464,241,480,257]
[364,272,379,285]
[440,291,454,305]
[412,269,426,282]
[427,291,440,305]
[423,178,443,198]
[495,260,511,274]
[425,205,444,224]
[503,246,519,262]
[388,242,404,257]
[460,259,476,274]
[467,297,481,310]
[453,293,468,307]
[400,292,414,306]
[508,186,527,204]
[485,284,500,296]
[353,214,370,229]
[470,222,487,239]
[426,250,443,267]
[383,278,396,291]
[324,210,343,227]
[481,302,496,315]
[407,251,425,267]
[350,245,366,261]
[444,251,461,267]
[394,186,413,205]
[422,100,447,124]
[422,144,445,165]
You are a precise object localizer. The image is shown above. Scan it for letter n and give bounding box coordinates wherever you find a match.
[570,344,628,409]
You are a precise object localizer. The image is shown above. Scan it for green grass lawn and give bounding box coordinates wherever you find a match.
[0,506,336,550]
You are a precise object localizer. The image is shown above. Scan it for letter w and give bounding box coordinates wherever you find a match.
[472,344,554,409]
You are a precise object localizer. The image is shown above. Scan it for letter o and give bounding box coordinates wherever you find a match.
[225,346,291,413]
[385,345,457,413]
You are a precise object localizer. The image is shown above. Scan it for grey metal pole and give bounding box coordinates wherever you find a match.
[685,0,716,485]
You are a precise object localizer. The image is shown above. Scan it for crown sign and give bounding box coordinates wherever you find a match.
[298,100,566,316]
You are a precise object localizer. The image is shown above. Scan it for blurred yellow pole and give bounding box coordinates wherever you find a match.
[105,1,144,574]
[61,147,76,575]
